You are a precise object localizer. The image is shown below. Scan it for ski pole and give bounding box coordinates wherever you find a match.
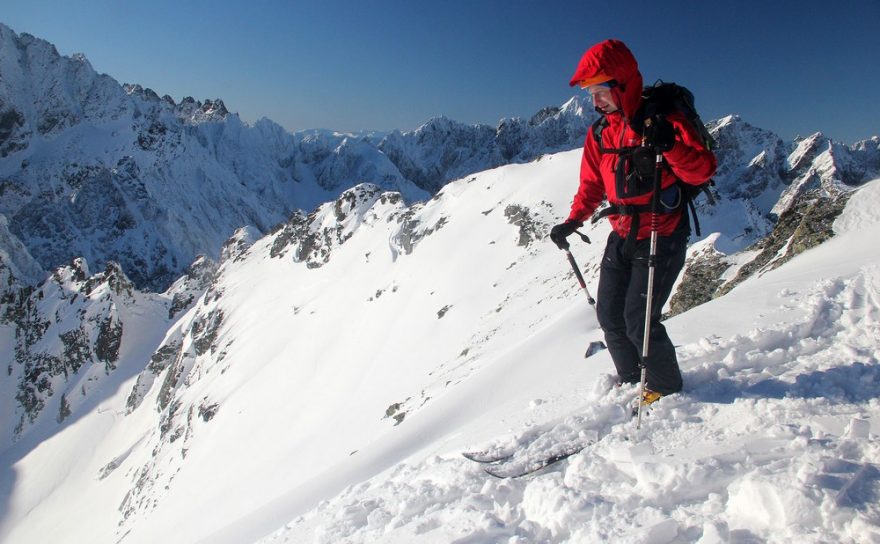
[564,248,595,306]
[637,119,664,429]
[561,233,606,357]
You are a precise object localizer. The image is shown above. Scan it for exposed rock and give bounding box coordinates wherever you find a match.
[59,328,92,377]
[269,211,308,259]
[56,394,71,424]
[393,205,448,256]
[191,309,224,357]
[5,255,160,436]
[220,226,261,264]
[198,401,219,422]
[95,314,123,371]
[504,204,545,248]
[167,256,218,319]
[718,190,852,297]
[667,243,729,316]
[0,107,27,157]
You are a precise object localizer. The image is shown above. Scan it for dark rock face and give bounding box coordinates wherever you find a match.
[670,189,854,316]
[3,259,145,435]
[504,204,546,248]
[718,190,852,297]
[0,107,27,157]
[667,245,729,317]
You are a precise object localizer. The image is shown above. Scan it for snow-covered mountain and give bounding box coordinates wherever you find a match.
[2,23,880,544]
[0,23,599,292]
[4,23,878,294]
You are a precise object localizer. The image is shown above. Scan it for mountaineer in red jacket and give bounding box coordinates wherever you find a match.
[550,39,717,407]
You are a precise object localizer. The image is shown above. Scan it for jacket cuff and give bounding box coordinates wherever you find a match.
[662,141,686,163]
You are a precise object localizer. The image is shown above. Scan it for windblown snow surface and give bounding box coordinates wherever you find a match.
[1,150,879,544]
[256,180,880,543]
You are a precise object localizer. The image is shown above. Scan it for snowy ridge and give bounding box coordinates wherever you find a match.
[257,181,880,543]
[0,258,175,443]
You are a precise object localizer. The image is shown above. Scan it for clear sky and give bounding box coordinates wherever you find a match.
[2,0,878,143]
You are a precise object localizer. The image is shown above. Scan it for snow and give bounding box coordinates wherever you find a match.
[2,150,880,543]
[254,175,880,544]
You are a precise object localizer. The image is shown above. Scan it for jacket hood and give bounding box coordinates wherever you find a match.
[569,39,643,120]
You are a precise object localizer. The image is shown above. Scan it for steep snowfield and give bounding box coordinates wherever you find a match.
[1,145,878,543]
[253,178,880,544]
[252,181,880,544]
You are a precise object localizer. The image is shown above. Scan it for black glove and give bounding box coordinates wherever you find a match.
[549,220,582,250]
[643,115,676,152]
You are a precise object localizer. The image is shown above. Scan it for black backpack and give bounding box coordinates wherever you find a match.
[591,81,717,236]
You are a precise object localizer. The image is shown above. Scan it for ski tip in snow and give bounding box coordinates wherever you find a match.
[461,450,514,464]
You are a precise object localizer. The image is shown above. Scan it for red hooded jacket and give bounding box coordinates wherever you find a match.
[566,40,717,239]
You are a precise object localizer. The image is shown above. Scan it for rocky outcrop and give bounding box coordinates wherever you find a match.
[718,190,853,297]
[667,241,729,317]
[669,189,855,315]
[2,258,168,436]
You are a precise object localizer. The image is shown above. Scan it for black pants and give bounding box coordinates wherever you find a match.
[596,229,688,394]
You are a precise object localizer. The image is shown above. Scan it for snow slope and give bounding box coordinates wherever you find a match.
[248,181,880,544]
[253,184,880,544]
[2,136,878,543]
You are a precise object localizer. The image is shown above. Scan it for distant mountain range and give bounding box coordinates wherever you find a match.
[0,23,596,291]
[4,23,875,294]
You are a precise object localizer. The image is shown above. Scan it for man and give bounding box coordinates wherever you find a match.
[550,39,716,407]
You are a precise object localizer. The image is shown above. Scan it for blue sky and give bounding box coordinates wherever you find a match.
[2,0,878,143]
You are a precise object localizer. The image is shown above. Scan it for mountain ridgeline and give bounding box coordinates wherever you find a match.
[2,23,879,296]
[0,23,596,293]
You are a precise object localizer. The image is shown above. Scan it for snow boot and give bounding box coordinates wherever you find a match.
[631,388,664,417]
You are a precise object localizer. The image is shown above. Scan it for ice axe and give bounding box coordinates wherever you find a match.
[561,231,607,358]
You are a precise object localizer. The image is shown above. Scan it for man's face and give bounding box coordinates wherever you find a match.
[588,85,618,114]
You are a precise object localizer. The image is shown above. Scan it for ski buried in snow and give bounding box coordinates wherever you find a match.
[461,450,514,464]
[482,442,589,479]
[461,390,649,478]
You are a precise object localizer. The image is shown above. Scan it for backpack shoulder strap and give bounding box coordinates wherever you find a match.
[591,116,608,147]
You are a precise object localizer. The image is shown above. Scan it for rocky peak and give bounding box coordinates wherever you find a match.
[529,106,560,127]
[706,115,787,202]
[174,96,230,123]
[165,255,218,320]
[70,52,93,70]
[3,255,167,438]
[220,226,261,264]
[787,132,828,179]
